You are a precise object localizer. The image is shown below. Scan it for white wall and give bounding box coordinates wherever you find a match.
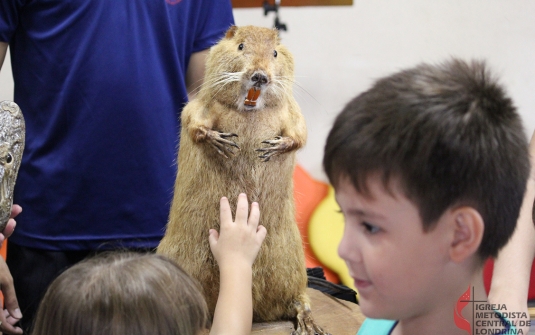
[235,1,535,181]
[0,51,13,101]
[2,1,534,182]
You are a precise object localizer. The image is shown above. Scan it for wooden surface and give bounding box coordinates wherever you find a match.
[251,287,365,334]
[231,0,352,8]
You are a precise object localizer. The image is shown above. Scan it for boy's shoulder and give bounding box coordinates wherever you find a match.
[357,318,397,335]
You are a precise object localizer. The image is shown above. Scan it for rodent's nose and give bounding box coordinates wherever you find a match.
[251,72,268,85]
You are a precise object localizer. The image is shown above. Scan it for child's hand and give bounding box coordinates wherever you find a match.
[209,193,266,269]
[1,205,22,245]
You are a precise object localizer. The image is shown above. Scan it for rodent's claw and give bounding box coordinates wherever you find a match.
[261,136,282,145]
[206,130,240,158]
[292,300,331,335]
[210,142,231,159]
[216,132,240,149]
[256,136,294,162]
[219,132,239,139]
[255,148,275,162]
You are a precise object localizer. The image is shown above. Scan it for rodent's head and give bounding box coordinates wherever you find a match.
[202,25,295,111]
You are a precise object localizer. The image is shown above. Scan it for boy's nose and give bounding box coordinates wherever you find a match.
[338,227,362,263]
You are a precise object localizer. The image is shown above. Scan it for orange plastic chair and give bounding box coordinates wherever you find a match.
[293,164,339,283]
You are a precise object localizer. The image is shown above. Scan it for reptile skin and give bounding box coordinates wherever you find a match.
[0,101,25,231]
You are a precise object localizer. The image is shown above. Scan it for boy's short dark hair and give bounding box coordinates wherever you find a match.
[323,58,530,260]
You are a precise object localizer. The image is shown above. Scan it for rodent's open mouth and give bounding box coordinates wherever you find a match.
[244,87,261,107]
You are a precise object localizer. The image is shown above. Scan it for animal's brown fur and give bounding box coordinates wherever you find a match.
[157,26,326,333]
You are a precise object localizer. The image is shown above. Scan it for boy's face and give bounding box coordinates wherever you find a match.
[335,176,454,320]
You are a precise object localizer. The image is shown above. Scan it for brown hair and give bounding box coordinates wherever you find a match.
[31,252,208,335]
[323,58,530,260]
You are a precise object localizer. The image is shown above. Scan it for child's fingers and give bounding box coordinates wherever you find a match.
[234,193,249,224]
[208,229,219,249]
[219,197,232,226]
[2,219,16,239]
[10,204,22,219]
[248,202,260,228]
[256,224,267,243]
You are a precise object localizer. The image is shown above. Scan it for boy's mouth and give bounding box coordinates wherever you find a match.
[354,278,372,290]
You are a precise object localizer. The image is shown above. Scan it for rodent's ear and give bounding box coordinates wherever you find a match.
[225,25,238,39]
[272,28,281,42]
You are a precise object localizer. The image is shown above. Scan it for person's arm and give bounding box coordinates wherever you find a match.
[489,130,535,334]
[185,49,209,101]
[208,194,267,335]
[0,42,7,70]
[0,205,23,335]
[0,258,23,335]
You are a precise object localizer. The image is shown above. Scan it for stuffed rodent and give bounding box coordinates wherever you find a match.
[157,25,328,334]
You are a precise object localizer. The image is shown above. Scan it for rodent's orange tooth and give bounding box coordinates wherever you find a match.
[246,88,255,100]
[245,87,261,106]
[252,87,261,100]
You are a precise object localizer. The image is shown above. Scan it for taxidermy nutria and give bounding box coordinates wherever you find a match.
[157,25,328,334]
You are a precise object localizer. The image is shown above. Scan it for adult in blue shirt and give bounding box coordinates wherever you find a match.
[0,1,234,331]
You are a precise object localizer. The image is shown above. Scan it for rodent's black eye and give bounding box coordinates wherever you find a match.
[238,43,244,51]
[6,153,12,164]
[274,50,278,57]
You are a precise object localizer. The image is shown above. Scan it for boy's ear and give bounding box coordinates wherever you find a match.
[448,207,484,263]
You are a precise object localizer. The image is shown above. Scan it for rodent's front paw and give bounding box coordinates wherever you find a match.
[255,136,295,162]
[205,130,240,158]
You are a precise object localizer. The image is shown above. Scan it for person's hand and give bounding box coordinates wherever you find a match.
[0,205,22,245]
[208,194,266,335]
[209,194,266,269]
[0,258,23,334]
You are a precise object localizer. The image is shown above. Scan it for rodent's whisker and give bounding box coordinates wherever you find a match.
[206,78,236,105]
[291,79,324,110]
[203,72,243,92]
[188,77,206,97]
[270,80,287,101]
[202,73,242,106]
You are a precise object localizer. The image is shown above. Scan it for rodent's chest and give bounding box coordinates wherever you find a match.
[214,110,284,147]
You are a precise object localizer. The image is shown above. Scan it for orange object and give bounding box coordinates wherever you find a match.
[293,164,339,283]
[244,87,261,106]
[1,239,6,260]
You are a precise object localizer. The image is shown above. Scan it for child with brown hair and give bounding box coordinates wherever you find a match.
[30,193,266,335]
[323,59,530,334]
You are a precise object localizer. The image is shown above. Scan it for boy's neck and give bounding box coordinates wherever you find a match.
[391,268,488,335]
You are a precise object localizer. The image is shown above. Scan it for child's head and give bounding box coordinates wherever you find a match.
[324,58,529,261]
[323,59,530,320]
[32,252,208,335]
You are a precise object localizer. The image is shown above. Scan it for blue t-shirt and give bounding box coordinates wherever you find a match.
[0,0,234,250]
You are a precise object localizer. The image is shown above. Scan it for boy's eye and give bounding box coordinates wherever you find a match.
[363,222,380,234]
